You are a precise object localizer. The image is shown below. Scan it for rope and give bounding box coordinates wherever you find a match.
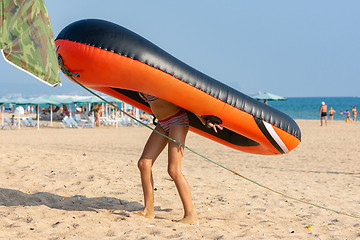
[57,54,360,219]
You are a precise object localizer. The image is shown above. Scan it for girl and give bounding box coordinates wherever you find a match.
[137,93,222,224]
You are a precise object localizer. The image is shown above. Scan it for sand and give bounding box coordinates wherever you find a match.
[0,117,359,239]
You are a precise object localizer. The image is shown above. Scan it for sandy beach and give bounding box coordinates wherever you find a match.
[0,118,359,239]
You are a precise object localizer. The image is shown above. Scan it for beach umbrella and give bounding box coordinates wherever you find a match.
[72,96,102,104]
[72,95,123,116]
[253,92,287,101]
[30,96,60,128]
[0,97,9,104]
[45,95,97,116]
[13,106,25,128]
[1,0,61,86]
[1,0,61,128]
[45,95,76,116]
[68,96,96,117]
[7,97,32,128]
[30,96,59,105]
[14,106,25,115]
[2,98,29,127]
[45,95,75,104]
[68,96,101,118]
[73,95,122,104]
[104,96,123,103]
[8,97,29,105]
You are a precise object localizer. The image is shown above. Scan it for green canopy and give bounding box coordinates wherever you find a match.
[45,95,75,104]
[0,0,60,86]
[29,96,59,105]
[0,97,9,104]
[7,96,29,105]
[71,96,102,104]
[76,95,123,104]
[104,96,123,103]
[0,95,124,105]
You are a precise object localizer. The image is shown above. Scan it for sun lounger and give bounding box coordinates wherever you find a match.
[0,123,9,130]
[73,114,93,128]
[117,116,140,127]
[27,117,48,127]
[3,116,17,129]
[87,115,95,127]
[21,117,33,127]
[100,116,114,126]
[61,116,78,128]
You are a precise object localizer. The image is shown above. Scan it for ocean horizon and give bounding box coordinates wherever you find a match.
[267,97,360,120]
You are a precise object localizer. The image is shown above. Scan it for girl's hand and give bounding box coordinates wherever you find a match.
[205,119,223,133]
[197,115,223,133]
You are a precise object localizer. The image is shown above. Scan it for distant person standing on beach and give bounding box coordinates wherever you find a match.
[352,106,357,121]
[328,107,336,120]
[345,110,352,123]
[319,101,327,126]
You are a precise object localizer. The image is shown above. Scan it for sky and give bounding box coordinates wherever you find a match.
[1,0,359,98]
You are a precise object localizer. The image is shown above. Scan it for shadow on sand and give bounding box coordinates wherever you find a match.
[0,188,143,214]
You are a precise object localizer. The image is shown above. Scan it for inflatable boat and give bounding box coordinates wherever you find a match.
[55,19,301,155]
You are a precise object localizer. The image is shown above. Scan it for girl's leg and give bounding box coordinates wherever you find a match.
[137,125,168,218]
[167,125,197,224]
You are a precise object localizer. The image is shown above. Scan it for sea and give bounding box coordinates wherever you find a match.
[267,97,360,120]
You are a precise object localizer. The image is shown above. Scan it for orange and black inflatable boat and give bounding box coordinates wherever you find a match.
[55,19,301,155]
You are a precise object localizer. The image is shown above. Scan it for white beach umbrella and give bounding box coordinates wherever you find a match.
[14,106,25,114]
[14,106,25,128]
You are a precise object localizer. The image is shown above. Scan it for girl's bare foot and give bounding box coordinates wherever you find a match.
[136,209,155,219]
[176,215,198,225]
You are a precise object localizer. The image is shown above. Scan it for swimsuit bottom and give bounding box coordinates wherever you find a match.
[158,109,189,133]
[321,112,327,117]
[138,92,159,102]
